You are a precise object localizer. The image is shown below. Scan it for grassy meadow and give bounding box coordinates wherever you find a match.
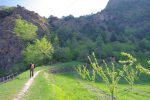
[0,61,150,100]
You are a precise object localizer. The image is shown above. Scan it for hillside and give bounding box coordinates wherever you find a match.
[0,5,50,75]
[1,0,150,76]
[48,0,150,62]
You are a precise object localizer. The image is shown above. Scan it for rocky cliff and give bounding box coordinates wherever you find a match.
[0,5,50,72]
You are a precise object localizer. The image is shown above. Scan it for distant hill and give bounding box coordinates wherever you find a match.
[0,5,50,74]
[48,0,150,60]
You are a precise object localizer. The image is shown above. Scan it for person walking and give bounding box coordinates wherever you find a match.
[30,63,35,77]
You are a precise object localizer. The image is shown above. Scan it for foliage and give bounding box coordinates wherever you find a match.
[23,37,53,65]
[136,60,150,75]
[139,39,150,50]
[76,53,123,100]
[119,52,139,90]
[119,52,150,90]
[148,60,150,64]
[48,0,150,62]
[53,47,73,62]
[75,65,96,82]
[14,19,38,41]
[76,52,150,99]
[50,32,59,47]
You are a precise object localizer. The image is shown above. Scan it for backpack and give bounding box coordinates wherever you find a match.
[31,64,35,69]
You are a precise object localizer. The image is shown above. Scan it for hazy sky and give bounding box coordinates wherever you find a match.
[0,0,109,18]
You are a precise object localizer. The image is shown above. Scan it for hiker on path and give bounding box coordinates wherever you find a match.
[29,63,35,77]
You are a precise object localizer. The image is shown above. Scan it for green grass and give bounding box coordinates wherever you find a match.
[0,71,29,100]
[0,61,150,100]
[23,71,98,100]
[26,62,150,100]
[22,71,52,100]
[91,82,150,100]
[49,61,83,68]
[23,62,150,100]
[0,66,46,100]
[23,61,98,100]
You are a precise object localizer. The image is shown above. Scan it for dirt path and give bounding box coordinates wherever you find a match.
[14,70,42,100]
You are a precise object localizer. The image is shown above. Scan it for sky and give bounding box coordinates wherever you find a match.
[0,0,109,18]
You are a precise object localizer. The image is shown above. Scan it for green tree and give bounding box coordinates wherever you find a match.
[119,52,138,90]
[53,47,73,62]
[95,35,104,46]
[139,39,150,50]
[76,53,123,100]
[119,52,150,90]
[50,32,59,47]
[14,19,38,41]
[23,37,53,65]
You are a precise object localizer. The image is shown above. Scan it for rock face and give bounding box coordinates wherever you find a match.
[0,5,50,71]
[103,0,150,38]
[11,5,49,38]
[0,30,23,70]
[49,0,150,42]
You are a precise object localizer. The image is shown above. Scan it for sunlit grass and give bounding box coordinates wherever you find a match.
[0,62,149,100]
[23,61,98,100]
[0,66,47,100]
